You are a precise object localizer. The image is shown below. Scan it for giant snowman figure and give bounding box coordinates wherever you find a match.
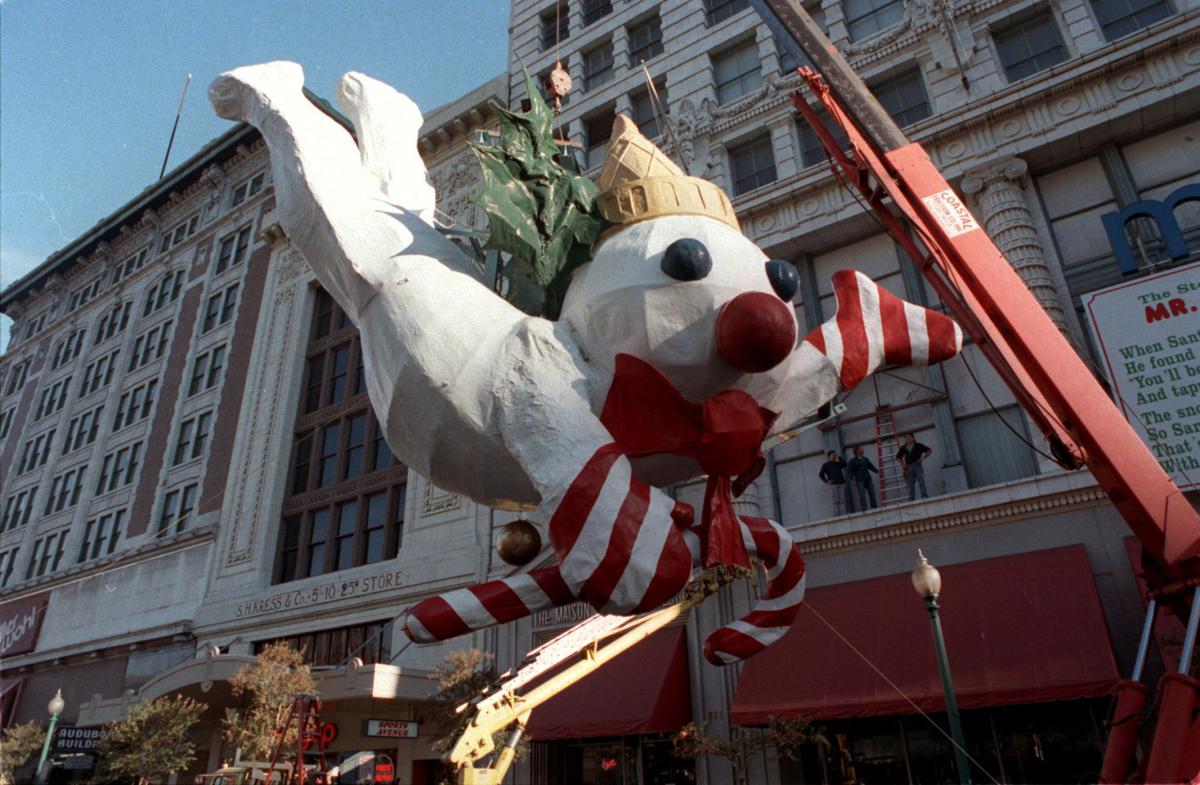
[210,63,962,664]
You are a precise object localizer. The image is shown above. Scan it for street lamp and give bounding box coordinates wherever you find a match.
[36,689,65,784]
[911,551,972,785]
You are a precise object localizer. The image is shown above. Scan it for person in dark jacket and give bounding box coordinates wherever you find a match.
[847,445,878,510]
[896,433,932,500]
[819,450,851,513]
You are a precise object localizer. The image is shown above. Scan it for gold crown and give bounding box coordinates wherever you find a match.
[597,115,740,233]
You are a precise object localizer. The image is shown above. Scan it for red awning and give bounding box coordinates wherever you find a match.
[732,544,1120,724]
[526,625,691,740]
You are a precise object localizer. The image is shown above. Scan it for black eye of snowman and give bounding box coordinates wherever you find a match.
[766,260,799,302]
[661,238,712,282]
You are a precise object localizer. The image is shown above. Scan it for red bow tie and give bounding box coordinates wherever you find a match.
[599,353,779,569]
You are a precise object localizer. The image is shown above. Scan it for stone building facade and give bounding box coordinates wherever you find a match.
[1,1,1198,784]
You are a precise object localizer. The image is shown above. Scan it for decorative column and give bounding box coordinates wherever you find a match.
[961,158,1068,332]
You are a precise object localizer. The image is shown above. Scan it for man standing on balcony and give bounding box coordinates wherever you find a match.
[896,433,932,501]
[847,445,879,511]
[819,450,851,514]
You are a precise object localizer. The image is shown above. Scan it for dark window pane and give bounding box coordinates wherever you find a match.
[308,509,329,577]
[292,434,313,496]
[344,414,367,480]
[317,424,341,487]
[335,500,358,571]
[304,355,325,413]
[329,345,350,403]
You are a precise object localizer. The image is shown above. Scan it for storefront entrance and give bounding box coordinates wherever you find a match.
[535,734,695,785]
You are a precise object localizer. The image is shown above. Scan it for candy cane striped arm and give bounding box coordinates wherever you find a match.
[804,269,962,391]
[702,516,807,665]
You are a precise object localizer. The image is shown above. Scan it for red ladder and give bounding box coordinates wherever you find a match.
[265,694,331,785]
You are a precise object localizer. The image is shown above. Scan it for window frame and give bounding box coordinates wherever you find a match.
[215,226,253,275]
[627,14,664,66]
[583,42,616,92]
[79,509,126,562]
[713,40,763,105]
[729,133,779,196]
[993,10,1070,83]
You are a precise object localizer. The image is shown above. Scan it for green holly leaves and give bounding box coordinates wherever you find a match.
[471,67,605,319]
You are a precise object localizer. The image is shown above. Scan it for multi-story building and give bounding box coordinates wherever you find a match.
[1,1,1197,784]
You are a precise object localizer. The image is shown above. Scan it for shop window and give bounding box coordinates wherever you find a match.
[957,405,1038,488]
[158,483,198,536]
[51,329,86,370]
[628,15,663,66]
[1,490,35,533]
[113,379,157,431]
[80,350,120,397]
[1090,0,1172,40]
[79,509,125,562]
[63,406,103,454]
[630,84,667,141]
[844,0,905,41]
[713,41,762,105]
[143,269,186,317]
[4,361,29,396]
[44,466,85,515]
[583,0,612,26]
[540,2,569,52]
[128,320,173,372]
[215,225,253,275]
[173,410,213,465]
[203,283,240,333]
[705,0,749,25]
[873,68,932,127]
[255,619,394,666]
[25,530,67,581]
[584,43,615,92]
[994,12,1068,82]
[33,376,73,421]
[730,135,778,196]
[0,549,15,588]
[93,301,132,346]
[585,111,616,170]
[16,429,55,475]
[96,441,143,495]
[188,345,227,396]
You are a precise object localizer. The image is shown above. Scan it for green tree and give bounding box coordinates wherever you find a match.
[0,720,44,785]
[429,648,498,755]
[673,717,826,785]
[95,694,206,785]
[222,641,316,760]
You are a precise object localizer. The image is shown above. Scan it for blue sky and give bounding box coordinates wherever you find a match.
[0,0,509,351]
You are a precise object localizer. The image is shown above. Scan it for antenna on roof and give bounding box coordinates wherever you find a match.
[159,73,192,180]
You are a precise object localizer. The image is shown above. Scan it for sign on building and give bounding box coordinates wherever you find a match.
[1084,261,1200,489]
[0,591,50,658]
[363,719,419,738]
[54,727,103,751]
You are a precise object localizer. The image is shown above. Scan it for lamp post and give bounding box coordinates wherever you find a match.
[36,689,64,784]
[911,550,972,785]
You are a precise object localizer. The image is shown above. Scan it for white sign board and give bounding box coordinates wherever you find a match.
[364,719,419,738]
[1084,262,1200,489]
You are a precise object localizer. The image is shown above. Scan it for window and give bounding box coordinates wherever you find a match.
[0,549,15,588]
[301,341,364,415]
[627,15,663,65]
[160,214,200,253]
[63,406,103,453]
[584,43,615,91]
[582,0,612,25]
[94,301,132,345]
[128,320,173,372]
[113,379,157,431]
[96,441,142,494]
[67,278,103,313]
[80,509,125,561]
[585,111,617,170]
[730,135,778,195]
[80,350,120,397]
[231,172,266,207]
[51,330,86,369]
[0,408,13,440]
[173,411,213,465]
[1,491,34,533]
[143,269,186,317]
[958,406,1039,487]
[203,284,240,332]
[45,467,85,515]
[17,429,55,475]
[713,41,762,104]
[539,3,569,51]
[112,247,149,284]
[158,483,198,536]
[1090,0,1172,40]
[705,0,749,25]
[4,361,30,396]
[844,0,905,41]
[256,619,394,666]
[25,530,67,581]
[215,226,253,275]
[630,84,668,140]
[34,376,72,421]
[873,69,932,127]
[274,485,405,583]
[22,311,48,340]
[188,345,227,396]
[994,12,1068,82]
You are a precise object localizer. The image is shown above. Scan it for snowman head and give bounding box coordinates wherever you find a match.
[560,116,801,403]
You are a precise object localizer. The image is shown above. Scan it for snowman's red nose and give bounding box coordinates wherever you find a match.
[715,292,797,373]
